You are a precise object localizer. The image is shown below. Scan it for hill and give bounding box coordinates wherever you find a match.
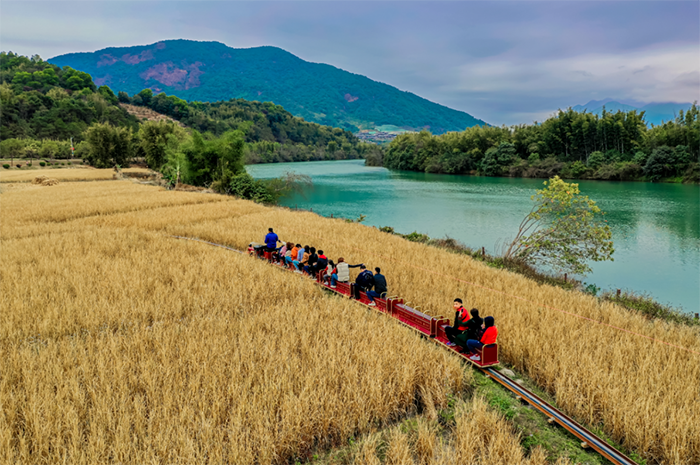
[572,99,694,126]
[0,52,370,167]
[49,39,487,133]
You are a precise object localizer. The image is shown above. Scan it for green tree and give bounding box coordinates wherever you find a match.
[84,123,132,168]
[185,130,246,189]
[228,172,275,202]
[480,142,516,176]
[140,121,176,169]
[643,146,675,181]
[504,176,614,275]
[587,151,605,169]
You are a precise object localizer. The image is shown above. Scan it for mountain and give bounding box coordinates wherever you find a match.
[49,40,487,134]
[572,99,694,126]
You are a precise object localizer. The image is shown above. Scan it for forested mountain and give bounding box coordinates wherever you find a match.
[374,107,699,183]
[49,39,487,133]
[0,52,371,165]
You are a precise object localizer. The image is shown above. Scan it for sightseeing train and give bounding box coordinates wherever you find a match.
[252,246,499,368]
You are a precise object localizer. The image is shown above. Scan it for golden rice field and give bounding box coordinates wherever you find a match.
[0,167,150,183]
[2,179,494,465]
[2,179,699,464]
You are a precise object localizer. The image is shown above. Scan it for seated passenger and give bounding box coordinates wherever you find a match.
[277,241,287,264]
[323,260,336,285]
[464,316,497,362]
[248,243,255,256]
[303,247,318,275]
[354,265,375,303]
[463,308,484,341]
[290,244,300,268]
[331,257,362,288]
[284,242,294,266]
[264,228,280,252]
[365,267,387,306]
[445,298,469,347]
[293,245,309,273]
[314,250,329,277]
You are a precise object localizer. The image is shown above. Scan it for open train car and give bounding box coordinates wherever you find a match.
[252,246,499,368]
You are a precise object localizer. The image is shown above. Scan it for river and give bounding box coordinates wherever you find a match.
[248,159,700,313]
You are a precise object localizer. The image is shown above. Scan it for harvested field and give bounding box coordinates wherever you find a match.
[0,167,151,183]
[0,182,477,464]
[120,103,185,126]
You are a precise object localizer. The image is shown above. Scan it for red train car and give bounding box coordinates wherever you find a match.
[252,249,499,368]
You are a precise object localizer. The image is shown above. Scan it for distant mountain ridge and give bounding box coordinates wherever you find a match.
[572,99,693,126]
[49,39,487,134]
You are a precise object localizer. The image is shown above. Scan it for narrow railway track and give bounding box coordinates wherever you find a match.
[172,235,638,465]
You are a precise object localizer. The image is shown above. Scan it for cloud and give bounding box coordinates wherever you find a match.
[1,1,698,125]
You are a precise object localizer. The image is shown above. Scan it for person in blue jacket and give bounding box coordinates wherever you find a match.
[264,228,280,252]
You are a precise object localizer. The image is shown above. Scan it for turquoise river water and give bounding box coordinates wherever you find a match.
[248,159,700,313]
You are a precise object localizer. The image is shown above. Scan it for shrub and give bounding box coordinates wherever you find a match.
[67,162,72,165]
[3,164,9,169]
[683,162,700,184]
[568,160,588,179]
[587,151,605,169]
[39,161,46,167]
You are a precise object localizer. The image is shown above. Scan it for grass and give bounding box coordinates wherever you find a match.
[0,181,475,464]
[602,290,700,327]
[2,180,699,464]
[378,226,576,290]
[305,384,569,465]
[164,204,697,464]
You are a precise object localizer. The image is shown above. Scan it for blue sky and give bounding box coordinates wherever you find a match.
[1,1,698,125]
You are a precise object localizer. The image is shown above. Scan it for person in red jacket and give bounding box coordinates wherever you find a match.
[465,316,497,361]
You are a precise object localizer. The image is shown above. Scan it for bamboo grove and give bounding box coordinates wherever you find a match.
[374,106,699,182]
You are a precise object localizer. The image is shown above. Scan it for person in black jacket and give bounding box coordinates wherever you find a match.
[445,298,469,346]
[463,308,484,341]
[303,247,318,276]
[365,267,387,306]
[312,250,329,278]
[354,265,375,301]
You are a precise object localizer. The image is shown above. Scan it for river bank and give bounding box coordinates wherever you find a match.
[248,159,700,313]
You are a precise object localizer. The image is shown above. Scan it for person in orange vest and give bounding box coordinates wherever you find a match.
[445,298,469,347]
[466,316,498,362]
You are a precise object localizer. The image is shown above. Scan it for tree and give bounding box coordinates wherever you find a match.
[84,123,132,168]
[185,130,246,189]
[480,142,516,176]
[587,151,605,169]
[504,176,614,275]
[643,146,674,181]
[140,121,176,169]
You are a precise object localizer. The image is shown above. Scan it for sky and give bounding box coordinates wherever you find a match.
[1,1,698,125]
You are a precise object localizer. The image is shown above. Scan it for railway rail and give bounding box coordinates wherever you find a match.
[172,235,638,465]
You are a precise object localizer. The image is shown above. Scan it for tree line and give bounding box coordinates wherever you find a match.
[0,52,354,201]
[370,107,699,183]
[116,88,380,163]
